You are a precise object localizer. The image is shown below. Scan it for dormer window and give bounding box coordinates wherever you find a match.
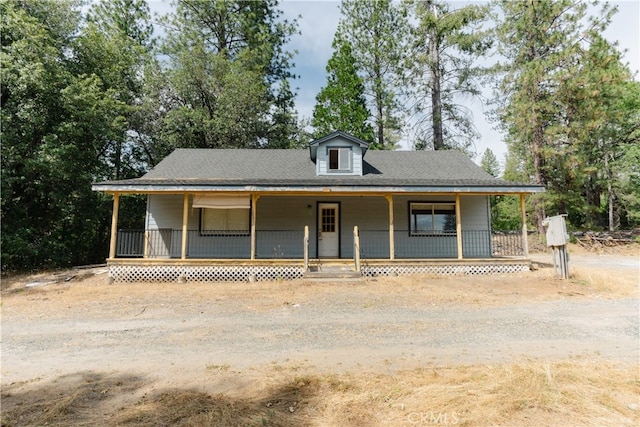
[328,147,351,171]
[309,131,367,176]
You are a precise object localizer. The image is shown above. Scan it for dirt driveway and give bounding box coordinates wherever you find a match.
[2,253,638,389]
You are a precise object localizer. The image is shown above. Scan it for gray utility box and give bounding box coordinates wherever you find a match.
[542,215,569,247]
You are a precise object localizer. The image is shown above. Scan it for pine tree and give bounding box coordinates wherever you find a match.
[407,0,490,152]
[493,0,616,231]
[480,149,500,178]
[337,0,407,149]
[155,0,298,152]
[312,38,374,142]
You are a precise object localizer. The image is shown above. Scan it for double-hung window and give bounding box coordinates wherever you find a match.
[328,147,351,172]
[410,203,456,235]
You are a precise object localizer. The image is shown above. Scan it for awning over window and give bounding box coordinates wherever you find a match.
[192,195,250,209]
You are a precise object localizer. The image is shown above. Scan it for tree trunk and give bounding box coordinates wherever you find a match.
[532,123,546,234]
[429,1,444,150]
[605,152,616,231]
[376,90,384,149]
[373,31,385,149]
[114,140,122,180]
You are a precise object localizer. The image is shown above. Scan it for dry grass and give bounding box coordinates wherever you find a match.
[2,260,637,321]
[570,266,638,297]
[2,359,638,426]
[2,252,637,426]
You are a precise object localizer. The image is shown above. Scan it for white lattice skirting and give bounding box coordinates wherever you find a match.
[109,262,529,282]
[109,264,305,283]
[361,263,530,277]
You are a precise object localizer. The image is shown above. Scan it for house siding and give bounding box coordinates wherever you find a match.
[255,197,315,258]
[392,195,457,258]
[460,196,492,258]
[146,194,187,257]
[143,194,492,260]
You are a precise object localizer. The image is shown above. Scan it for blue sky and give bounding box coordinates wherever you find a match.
[149,0,639,165]
[279,0,639,164]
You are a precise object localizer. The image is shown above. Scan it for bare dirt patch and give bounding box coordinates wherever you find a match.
[2,253,637,317]
[2,252,638,426]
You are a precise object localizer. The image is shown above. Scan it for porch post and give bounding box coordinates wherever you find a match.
[455,193,463,260]
[108,192,120,259]
[385,194,395,260]
[520,193,529,258]
[181,193,189,260]
[303,225,309,271]
[250,194,260,260]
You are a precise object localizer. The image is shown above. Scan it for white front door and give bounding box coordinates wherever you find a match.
[318,203,339,258]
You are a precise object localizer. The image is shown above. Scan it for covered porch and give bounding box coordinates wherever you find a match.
[104,191,533,281]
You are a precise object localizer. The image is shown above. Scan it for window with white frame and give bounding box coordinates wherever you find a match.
[328,147,351,171]
[409,203,456,235]
[200,208,250,235]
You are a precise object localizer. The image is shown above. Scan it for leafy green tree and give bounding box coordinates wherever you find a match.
[87,0,154,50]
[480,148,516,230]
[587,64,640,230]
[492,0,616,231]
[312,37,374,142]
[337,0,407,149]
[1,0,127,270]
[152,0,299,156]
[81,0,155,180]
[617,141,640,227]
[407,0,490,152]
[480,148,500,178]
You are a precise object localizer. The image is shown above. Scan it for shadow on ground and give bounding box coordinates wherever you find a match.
[1,371,326,427]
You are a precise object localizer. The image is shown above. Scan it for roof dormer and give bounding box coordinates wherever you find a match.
[309,131,369,176]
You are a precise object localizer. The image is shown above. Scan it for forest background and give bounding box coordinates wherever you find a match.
[2,0,638,271]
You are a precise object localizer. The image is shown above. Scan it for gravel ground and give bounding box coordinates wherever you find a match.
[2,286,638,387]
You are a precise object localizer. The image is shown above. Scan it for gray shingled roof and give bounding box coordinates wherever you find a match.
[93,148,544,192]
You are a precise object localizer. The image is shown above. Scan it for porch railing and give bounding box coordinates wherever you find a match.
[116,230,145,257]
[116,229,306,259]
[357,229,525,259]
[490,230,525,256]
[353,226,361,272]
[115,228,526,259]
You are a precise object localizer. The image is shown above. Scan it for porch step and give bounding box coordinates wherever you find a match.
[304,265,362,281]
[304,271,361,280]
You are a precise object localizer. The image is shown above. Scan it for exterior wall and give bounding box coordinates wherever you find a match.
[256,196,388,259]
[389,195,490,258]
[341,197,389,258]
[146,194,191,258]
[315,137,363,176]
[255,196,314,258]
[460,196,492,258]
[392,195,457,258]
[147,194,249,259]
[143,193,492,260]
